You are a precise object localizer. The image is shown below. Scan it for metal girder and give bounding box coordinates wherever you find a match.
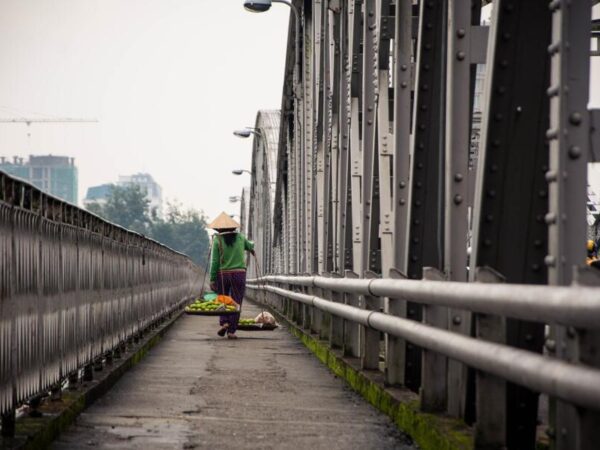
[362,270,380,370]
[470,1,552,448]
[330,7,340,273]
[474,267,506,448]
[325,9,335,273]
[336,0,351,274]
[316,0,328,273]
[386,0,412,388]
[392,0,412,277]
[420,267,448,413]
[350,97,363,275]
[445,0,478,420]
[404,0,447,392]
[302,4,315,274]
[361,0,380,276]
[406,0,447,280]
[547,2,595,450]
[348,0,363,279]
[377,0,394,279]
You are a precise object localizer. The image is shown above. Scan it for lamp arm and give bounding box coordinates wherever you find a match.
[271,0,299,21]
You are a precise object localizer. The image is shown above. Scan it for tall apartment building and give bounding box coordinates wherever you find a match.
[118,173,163,217]
[84,173,163,217]
[83,183,113,208]
[0,155,78,204]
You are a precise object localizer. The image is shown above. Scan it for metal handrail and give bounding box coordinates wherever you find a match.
[247,282,600,411]
[249,275,600,328]
[0,171,202,418]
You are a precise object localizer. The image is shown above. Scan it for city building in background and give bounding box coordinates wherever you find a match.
[0,154,78,204]
[82,183,113,208]
[118,173,163,217]
[84,172,163,217]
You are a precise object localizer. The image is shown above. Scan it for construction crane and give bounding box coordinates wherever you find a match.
[0,116,98,141]
[0,117,98,126]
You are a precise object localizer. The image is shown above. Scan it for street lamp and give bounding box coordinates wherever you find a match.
[244,0,296,14]
[232,169,252,175]
[243,0,272,12]
[233,127,262,138]
[229,196,241,203]
[233,129,252,138]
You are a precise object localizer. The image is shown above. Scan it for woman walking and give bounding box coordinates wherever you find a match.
[208,212,255,339]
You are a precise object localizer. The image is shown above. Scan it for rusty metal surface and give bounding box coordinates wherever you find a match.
[0,171,201,416]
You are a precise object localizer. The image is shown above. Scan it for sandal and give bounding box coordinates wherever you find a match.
[217,324,229,337]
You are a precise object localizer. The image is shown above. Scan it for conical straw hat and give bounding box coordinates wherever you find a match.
[208,211,240,230]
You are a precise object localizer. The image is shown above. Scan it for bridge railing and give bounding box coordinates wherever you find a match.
[0,171,202,429]
[247,271,600,447]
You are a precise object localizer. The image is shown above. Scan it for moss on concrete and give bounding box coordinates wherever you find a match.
[328,353,346,378]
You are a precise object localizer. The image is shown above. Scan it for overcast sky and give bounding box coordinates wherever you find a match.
[0,0,289,221]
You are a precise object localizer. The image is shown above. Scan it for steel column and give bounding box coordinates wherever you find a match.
[470,1,551,447]
[444,0,475,419]
[404,0,447,392]
[547,1,594,449]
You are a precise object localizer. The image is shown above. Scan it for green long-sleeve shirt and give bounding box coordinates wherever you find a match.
[209,233,254,282]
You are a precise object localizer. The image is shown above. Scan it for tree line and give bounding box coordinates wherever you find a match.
[86,184,210,267]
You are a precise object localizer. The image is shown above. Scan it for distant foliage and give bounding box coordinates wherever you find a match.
[86,185,209,266]
[151,201,211,267]
[95,184,152,233]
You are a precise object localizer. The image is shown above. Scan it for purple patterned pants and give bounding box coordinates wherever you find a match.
[216,270,246,334]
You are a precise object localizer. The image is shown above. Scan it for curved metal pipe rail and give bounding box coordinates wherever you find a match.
[247,282,600,411]
[0,172,202,418]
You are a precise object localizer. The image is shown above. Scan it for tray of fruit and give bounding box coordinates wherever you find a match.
[185,299,239,316]
[236,318,278,331]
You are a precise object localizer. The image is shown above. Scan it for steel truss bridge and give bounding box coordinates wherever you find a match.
[0,1,600,450]
[242,1,600,449]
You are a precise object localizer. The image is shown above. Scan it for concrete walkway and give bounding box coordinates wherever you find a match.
[52,302,416,450]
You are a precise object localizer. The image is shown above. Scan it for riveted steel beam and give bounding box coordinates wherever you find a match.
[547,1,595,449]
[470,1,552,447]
[335,0,351,274]
[392,0,412,277]
[444,0,481,421]
[362,0,380,276]
[404,0,448,392]
[386,0,413,388]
